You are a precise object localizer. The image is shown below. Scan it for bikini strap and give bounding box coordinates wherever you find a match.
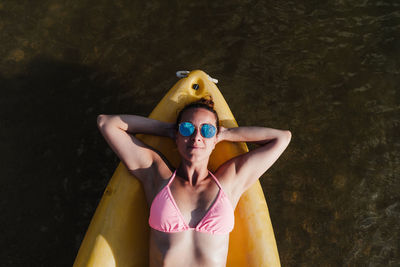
[208,170,222,189]
[168,170,222,189]
[166,169,177,186]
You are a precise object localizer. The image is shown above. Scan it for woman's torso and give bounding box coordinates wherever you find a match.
[141,161,239,267]
[149,229,229,267]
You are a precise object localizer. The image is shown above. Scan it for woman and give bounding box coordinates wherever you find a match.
[97,97,291,267]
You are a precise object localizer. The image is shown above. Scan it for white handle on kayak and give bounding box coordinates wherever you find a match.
[176,70,190,78]
[176,70,218,84]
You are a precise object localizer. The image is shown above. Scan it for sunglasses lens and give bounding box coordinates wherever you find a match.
[179,122,194,136]
[201,124,216,138]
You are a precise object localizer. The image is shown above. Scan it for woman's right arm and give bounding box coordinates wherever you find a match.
[97,114,175,182]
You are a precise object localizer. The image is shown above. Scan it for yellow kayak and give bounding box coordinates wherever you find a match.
[73,70,281,267]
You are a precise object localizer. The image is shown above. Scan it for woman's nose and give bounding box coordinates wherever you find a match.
[191,128,202,140]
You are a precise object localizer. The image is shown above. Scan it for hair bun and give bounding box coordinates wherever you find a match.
[196,96,214,109]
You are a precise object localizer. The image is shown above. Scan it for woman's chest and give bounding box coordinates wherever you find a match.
[169,183,220,227]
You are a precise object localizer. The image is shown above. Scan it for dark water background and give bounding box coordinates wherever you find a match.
[1,0,399,266]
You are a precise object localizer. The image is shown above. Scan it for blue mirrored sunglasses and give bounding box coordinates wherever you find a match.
[178,122,216,138]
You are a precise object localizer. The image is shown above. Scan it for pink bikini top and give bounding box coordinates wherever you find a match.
[149,169,234,235]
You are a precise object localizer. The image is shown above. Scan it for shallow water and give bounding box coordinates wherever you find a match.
[1,0,399,266]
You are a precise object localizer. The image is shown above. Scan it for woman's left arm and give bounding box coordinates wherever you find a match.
[216,126,292,195]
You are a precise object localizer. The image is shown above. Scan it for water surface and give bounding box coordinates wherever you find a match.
[1,0,399,266]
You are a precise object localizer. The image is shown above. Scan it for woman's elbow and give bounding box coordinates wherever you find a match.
[282,130,292,143]
[97,114,111,128]
[286,130,292,138]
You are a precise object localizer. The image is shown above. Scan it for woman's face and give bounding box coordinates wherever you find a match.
[175,108,218,163]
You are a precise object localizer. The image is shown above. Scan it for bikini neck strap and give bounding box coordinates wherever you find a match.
[168,169,221,188]
[167,169,177,186]
[208,170,222,189]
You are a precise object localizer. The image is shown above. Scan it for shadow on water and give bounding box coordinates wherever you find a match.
[0,56,148,266]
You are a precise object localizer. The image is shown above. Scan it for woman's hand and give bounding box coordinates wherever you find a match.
[215,126,229,144]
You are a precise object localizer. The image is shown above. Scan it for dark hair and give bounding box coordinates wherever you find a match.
[175,96,220,133]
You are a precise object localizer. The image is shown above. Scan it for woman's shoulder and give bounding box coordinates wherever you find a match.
[214,160,236,186]
[153,149,175,177]
[213,163,240,206]
[131,148,174,188]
